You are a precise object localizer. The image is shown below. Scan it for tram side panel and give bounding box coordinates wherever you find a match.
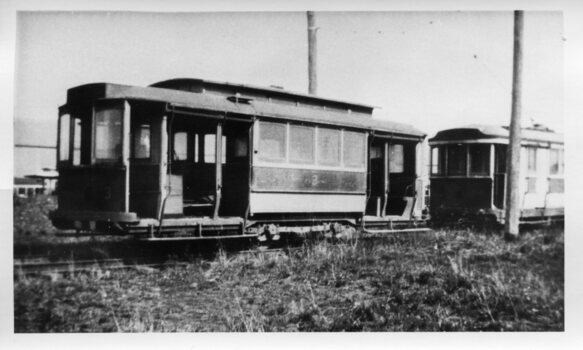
[248,119,367,219]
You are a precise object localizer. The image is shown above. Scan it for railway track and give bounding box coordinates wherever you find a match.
[13,245,298,276]
[13,230,435,276]
[13,257,188,276]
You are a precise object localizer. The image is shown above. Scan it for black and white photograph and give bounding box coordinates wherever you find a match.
[3,0,582,348]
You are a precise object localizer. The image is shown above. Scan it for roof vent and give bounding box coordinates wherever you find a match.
[227,93,253,104]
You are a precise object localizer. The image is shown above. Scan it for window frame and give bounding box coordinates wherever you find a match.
[316,127,342,167]
[57,112,71,164]
[257,121,288,163]
[172,131,188,161]
[526,146,537,174]
[389,143,405,174]
[203,133,227,164]
[92,101,125,164]
[289,124,316,165]
[132,122,152,160]
[253,119,367,172]
[343,130,366,169]
[430,142,495,178]
[549,148,564,176]
[468,143,490,176]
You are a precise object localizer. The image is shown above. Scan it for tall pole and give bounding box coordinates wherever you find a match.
[307,11,317,95]
[505,10,524,240]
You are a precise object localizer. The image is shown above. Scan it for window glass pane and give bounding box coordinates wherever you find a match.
[549,149,562,175]
[204,134,227,163]
[343,131,365,168]
[469,144,489,175]
[73,118,82,165]
[431,146,447,175]
[431,147,439,174]
[94,107,122,160]
[133,124,151,159]
[234,137,248,158]
[527,147,537,173]
[259,122,286,162]
[370,146,382,159]
[59,114,70,161]
[549,178,564,193]
[495,145,506,173]
[173,132,187,161]
[389,144,404,173]
[447,144,466,176]
[527,177,537,193]
[317,128,340,166]
[439,147,447,175]
[290,125,315,164]
[194,134,199,162]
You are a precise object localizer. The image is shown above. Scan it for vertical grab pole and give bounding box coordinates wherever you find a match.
[213,122,223,219]
[382,141,389,217]
[122,101,131,213]
[158,115,168,220]
[56,111,62,165]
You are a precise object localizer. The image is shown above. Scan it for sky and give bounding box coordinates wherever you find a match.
[13,10,563,150]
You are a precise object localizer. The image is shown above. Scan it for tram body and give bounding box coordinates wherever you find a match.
[50,78,426,238]
[428,125,564,224]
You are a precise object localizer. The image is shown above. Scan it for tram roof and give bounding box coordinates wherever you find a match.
[64,81,426,139]
[429,124,563,145]
[151,78,375,114]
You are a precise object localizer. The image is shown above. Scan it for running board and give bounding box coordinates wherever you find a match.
[140,233,258,242]
[363,227,431,235]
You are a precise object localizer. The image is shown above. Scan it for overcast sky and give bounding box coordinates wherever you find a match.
[14,10,563,149]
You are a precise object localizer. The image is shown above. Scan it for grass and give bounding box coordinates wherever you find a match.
[14,226,564,332]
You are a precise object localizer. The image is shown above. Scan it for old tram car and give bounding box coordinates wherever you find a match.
[50,79,427,240]
[428,125,564,224]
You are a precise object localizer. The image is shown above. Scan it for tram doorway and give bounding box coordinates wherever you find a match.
[366,138,418,219]
[165,115,250,218]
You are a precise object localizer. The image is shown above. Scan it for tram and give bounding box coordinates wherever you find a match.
[428,124,564,224]
[50,78,427,240]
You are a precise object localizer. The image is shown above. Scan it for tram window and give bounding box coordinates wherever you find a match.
[549,149,563,175]
[173,132,187,161]
[526,147,537,173]
[447,144,466,176]
[233,136,248,158]
[73,118,82,165]
[549,178,564,193]
[370,146,382,159]
[259,121,286,162]
[204,134,227,164]
[431,147,439,174]
[193,134,199,162]
[133,124,151,159]
[59,114,70,162]
[527,177,537,193]
[495,145,506,173]
[317,128,341,166]
[94,107,123,160]
[343,131,365,168]
[290,125,315,164]
[389,144,404,173]
[469,144,489,175]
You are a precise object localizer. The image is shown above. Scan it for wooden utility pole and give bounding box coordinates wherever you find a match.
[307,11,317,95]
[505,10,524,240]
